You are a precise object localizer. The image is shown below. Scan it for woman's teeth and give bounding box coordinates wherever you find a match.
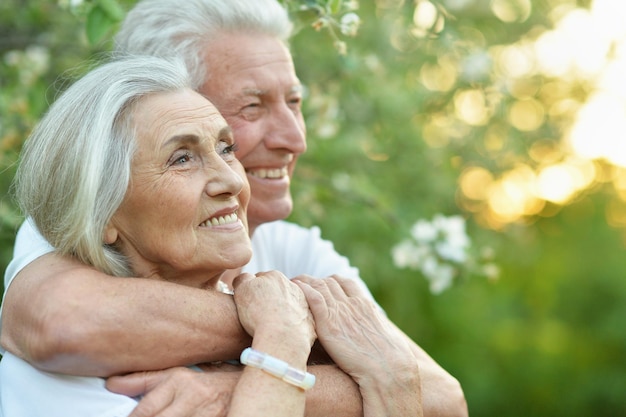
[201,213,239,227]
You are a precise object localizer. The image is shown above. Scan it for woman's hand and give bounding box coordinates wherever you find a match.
[232,271,315,350]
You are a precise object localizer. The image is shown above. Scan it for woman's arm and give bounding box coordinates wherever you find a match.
[1,253,251,376]
[228,271,314,416]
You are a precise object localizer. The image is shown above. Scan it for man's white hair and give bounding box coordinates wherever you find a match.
[114,0,293,89]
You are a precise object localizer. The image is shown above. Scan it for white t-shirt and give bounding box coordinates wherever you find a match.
[0,219,376,417]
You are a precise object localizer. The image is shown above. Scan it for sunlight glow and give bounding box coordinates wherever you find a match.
[568,93,626,167]
[490,0,532,23]
[454,89,490,126]
[536,0,626,169]
[420,56,458,92]
[459,166,494,200]
[535,164,577,204]
[478,0,626,227]
[508,99,545,132]
[494,43,536,78]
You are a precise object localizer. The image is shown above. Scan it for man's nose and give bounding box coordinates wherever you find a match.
[264,103,307,154]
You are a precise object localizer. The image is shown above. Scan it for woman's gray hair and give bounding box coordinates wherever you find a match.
[15,56,192,277]
[114,0,293,90]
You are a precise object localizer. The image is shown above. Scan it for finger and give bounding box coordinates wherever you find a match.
[300,278,339,309]
[231,272,255,289]
[127,383,175,417]
[107,371,164,397]
[128,396,172,417]
[293,279,328,317]
[322,276,350,301]
[330,275,367,298]
[255,270,286,279]
[292,274,316,283]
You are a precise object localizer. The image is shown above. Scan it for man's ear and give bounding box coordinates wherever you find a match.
[103,222,119,245]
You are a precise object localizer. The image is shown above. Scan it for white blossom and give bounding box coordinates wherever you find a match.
[391,213,497,294]
[411,219,438,243]
[334,40,347,55]
[435,240,468,263]
[345,0,360,11]
[391,239,421,269]
[340,12,361,37]
[482,263,501,281]
[428,264,456,294]
[420,254,440,279]
[434,215,470,247]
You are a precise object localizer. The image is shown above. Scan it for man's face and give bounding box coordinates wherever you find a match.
[200,32,306,234]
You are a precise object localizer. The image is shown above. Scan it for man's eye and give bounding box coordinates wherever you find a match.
[240,103,263,121]
[288,97,302,112]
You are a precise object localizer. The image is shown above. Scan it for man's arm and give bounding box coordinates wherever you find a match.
[295,275,468,417]
[106,364,363,417]
[397,324,468,417]
[0,253,251,377]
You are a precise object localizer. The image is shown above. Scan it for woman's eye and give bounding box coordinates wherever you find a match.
[218,141,239,160]
[171,151,192,166]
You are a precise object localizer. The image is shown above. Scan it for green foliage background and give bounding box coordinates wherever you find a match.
[1,0,625,416]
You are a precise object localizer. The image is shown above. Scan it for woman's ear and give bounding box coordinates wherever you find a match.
[103,222,119,245]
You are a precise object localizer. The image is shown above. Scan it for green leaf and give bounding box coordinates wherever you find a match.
[329,0,341,14]
[97,0,124,21]
[86,5,114,45]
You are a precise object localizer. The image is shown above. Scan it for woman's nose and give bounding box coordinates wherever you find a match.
[204,157,245,197]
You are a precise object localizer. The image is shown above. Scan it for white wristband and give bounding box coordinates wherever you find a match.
[240,347,316,390]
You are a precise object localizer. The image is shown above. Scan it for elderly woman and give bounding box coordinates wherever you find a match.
[0,56,317,417]
[1,55,422,416]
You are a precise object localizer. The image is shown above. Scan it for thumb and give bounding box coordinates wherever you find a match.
[106,370,167,397]
[231,272,255,290]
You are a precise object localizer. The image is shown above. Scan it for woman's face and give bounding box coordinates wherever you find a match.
[106,89,252,288]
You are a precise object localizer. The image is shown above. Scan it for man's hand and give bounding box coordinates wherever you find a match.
[106,366,240,417]
[295,275,423,416]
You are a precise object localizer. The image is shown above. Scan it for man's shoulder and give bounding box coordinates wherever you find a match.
[252,220,322,242]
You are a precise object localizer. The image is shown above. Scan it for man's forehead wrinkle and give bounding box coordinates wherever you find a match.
[242,88,265,96]
[240,84,302,97]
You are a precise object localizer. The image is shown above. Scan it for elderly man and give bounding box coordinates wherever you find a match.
[0,0,467,415]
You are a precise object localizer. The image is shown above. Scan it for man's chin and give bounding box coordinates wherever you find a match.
[247,199,293,226]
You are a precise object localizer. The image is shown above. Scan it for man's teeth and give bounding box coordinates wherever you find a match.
[201,213,239,227]
[248,167,287,179]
